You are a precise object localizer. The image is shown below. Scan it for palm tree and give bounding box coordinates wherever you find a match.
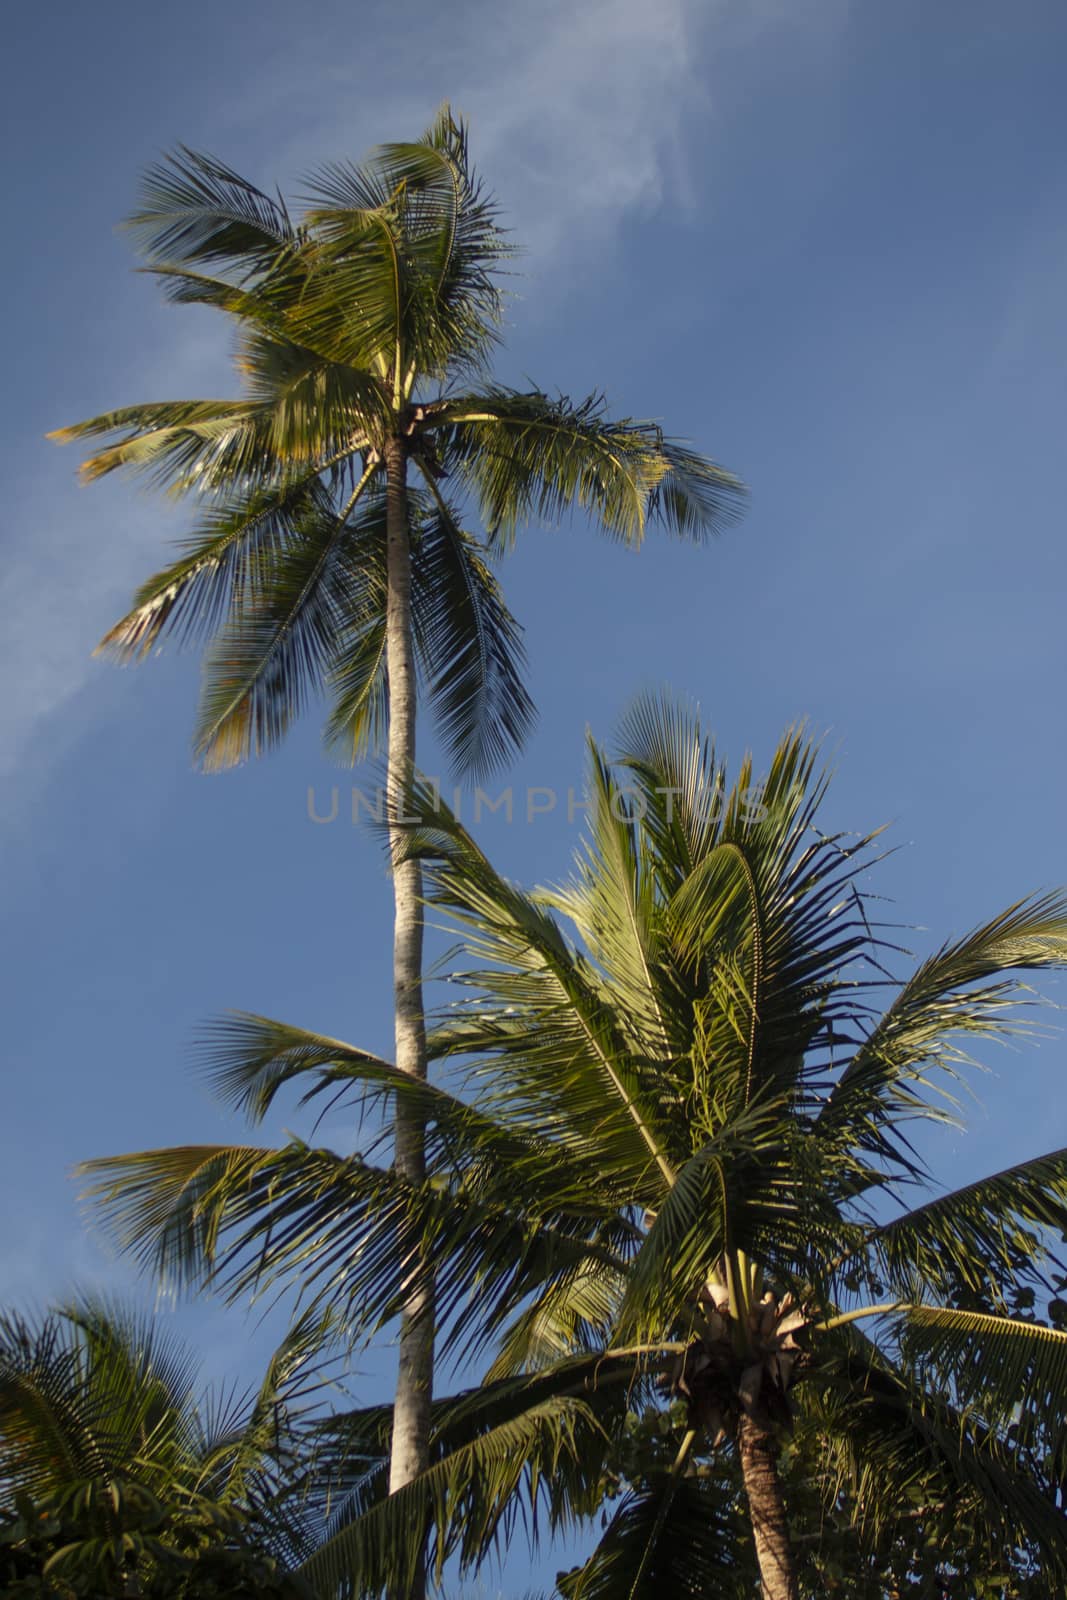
[0,1299,328,1597]
[51,112,746,1539]
[80,698,1067,1595]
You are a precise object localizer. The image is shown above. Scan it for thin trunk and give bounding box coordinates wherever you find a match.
[384,436,433,1597]
[737,1412,799,1600]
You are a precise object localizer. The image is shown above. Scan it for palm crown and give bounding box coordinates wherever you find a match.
[0,1299,330,1596]
[51,110,745,776]
[82,699,1067,1595]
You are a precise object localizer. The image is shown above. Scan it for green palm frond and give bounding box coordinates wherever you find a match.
[858,1147,1067,1305]
[410,484,535,778]
[302,1354,638,1597]
[324,617,390,764]
[484,1254,629,1379]
[415,811,677,1198]
[198,1304,339,1549]
[49,398,273,491]
[301,105,509,383]
[615,1103,810,1343]
[547,739,675,1061]
[307,1397,591,1596]
[193,470,377,769]
[805,1325,1067,1576]
[233,328,390,452]
[560,1470,740,1599]
[126,145,297,270]
[0,1300,324,1593]
[95,477,327,661]
[138,262,277,317]
[79,1142,414,1306]
[79,1139,629,1371]
[817,894,1067,1165]
[430,387,746,549]
[901,1305,1067,1438]
[196,1010,601,1210]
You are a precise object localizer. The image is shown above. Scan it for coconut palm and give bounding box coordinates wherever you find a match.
[80,698,1067,1597]
[51,112,746,1541]
[0,1298,329,1597]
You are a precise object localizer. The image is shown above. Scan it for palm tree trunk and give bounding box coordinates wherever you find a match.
[737,1412,799,1600]
[383,436,433,1593]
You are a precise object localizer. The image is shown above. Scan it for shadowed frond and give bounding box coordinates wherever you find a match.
[901,1305,1067,1439]
[193,470,377,769]
[95,477,327,661]
[560,1470,741,1599]
[126,145,297,270]
[302,1354,638,1597]
[411,484,535,778]
[79,1138,630,1371]
[805,1325,1067,1577]
[858,1147,1067,1305]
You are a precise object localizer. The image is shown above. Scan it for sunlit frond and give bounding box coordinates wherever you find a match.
[430,387,746,549]
[817,893,1067,1164]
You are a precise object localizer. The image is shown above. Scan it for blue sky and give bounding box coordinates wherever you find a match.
[3,0,1067,1586]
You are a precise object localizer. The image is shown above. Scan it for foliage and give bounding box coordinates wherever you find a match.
[79,697,1067,1593]
[0,1301,326,1598]
[51,114,745,779]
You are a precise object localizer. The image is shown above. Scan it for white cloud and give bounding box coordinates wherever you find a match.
[245,0,710,260]
[1,324,229,791]
[259,0,849,260]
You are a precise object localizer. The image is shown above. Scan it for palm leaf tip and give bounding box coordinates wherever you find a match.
[125,145,296,268]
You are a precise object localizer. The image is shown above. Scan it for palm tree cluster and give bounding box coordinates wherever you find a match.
[16,107,1067,1599]
[49,112,743,1559]
[78,708,1067,1597]
[0,1299,326,1597]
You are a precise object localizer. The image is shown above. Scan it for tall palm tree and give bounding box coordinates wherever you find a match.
[0,1299,327,1597]
[51,112,746,1540]
[81,698,1067,1595]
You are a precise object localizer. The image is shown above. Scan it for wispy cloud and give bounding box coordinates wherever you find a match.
[2,326,228,789]
[245,0,719,259]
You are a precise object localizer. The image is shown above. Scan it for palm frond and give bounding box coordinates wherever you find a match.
[126,146,297,270]
[79,1140,626,1369]
[302,1355,637,1597]
[50,399,274,492]
[95,477,325,661]
[411,481,535,778]
[484,1256,629,1379]
[546,739,675,1062]
[560,1470,741,1599]
[410,786,678,1198]
[193,471,377,769]
[302,106,510,383]
[806,1325,1067,1575]
[431,387,746,549]
[901,1304,1067,1442]
[817,894,1067,1164]
[197,1010,601,1211]
[859,1147,1067,1305]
